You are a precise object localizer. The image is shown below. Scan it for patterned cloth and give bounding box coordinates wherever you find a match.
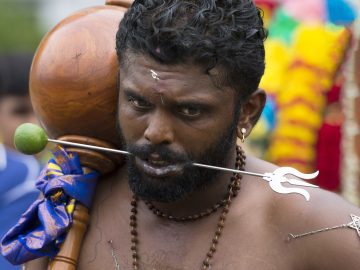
[0,146,99,265]
[0,145,40,270]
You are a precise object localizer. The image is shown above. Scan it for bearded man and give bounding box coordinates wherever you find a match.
[23,0,360,269]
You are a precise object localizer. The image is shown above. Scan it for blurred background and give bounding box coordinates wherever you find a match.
[0,1,104,269]
[248,0,360,206]
[0,0,360,268]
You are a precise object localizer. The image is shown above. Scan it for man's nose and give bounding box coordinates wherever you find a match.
[144,111,174,145]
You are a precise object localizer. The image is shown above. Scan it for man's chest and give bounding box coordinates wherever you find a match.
[78,240,294,270]
[77,174,298,270]
[77,214,296,270]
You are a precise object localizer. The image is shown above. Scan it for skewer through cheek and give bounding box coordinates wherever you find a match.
[14,123,320,201]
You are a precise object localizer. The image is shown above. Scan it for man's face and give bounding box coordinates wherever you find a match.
[0,96,36,148]
[117,55,239,202]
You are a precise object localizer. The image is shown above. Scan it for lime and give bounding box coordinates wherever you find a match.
[14,123,48,155]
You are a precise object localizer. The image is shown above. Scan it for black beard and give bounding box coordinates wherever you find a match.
[124,123,237,203]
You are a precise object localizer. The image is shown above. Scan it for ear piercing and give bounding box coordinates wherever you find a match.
[241,128,246,143]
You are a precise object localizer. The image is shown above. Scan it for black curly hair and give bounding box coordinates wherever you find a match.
[116,0,266,101]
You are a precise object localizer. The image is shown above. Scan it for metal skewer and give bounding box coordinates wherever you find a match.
[48,138,257,176]
[48,138,131,156]
[48,138,319,201]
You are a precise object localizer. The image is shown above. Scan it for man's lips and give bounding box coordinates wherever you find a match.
[134,157,185,178]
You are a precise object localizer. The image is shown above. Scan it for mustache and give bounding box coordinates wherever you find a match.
[127,144,191,164]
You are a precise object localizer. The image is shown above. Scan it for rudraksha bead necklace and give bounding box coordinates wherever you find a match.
[129,145,245,269]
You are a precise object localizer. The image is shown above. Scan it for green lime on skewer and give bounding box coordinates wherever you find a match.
[14,123,48,155]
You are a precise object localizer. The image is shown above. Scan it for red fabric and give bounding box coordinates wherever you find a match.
[315,83,342,192]
[254,0,278,10]
[327,83,341,103]
[315,123,341,191]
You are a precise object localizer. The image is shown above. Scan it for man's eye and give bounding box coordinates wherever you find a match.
[178,106,201,117]
[128,97,152,109]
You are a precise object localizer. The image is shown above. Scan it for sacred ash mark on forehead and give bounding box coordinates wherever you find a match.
[150,69,160,81]
[149,47,162,82]
[148,68,166,104]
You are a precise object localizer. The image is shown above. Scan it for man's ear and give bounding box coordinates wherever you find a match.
[236,89,267,140]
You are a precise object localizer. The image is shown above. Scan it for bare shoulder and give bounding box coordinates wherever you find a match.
[238,155,360,270]
[283,185,360,270]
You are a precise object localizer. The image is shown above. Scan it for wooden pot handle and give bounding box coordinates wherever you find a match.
[47,204,89,270]
[26,1,132,269]
[48,139,119,270]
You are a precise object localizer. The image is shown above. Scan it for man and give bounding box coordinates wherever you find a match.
[25,0,360,269]
[0,53,41,270]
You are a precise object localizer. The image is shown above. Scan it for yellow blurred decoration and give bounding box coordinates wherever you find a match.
[263,23,351,172]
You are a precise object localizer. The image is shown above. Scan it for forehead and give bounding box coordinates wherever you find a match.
[119,55,234,100]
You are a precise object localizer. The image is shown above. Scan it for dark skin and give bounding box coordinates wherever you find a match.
[118,55,253,213]
[25,55,360,270]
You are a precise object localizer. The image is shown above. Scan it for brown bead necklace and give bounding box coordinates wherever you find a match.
[129,146,246,269]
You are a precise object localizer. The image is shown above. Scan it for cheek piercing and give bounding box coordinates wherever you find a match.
[14,123,320,202]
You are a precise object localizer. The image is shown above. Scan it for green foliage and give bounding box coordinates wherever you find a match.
[0,1,42,52]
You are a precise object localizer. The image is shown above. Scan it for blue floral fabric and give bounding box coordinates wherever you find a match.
[0,147,99,265]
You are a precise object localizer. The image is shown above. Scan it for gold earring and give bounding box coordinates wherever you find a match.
[241,128,246,143]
